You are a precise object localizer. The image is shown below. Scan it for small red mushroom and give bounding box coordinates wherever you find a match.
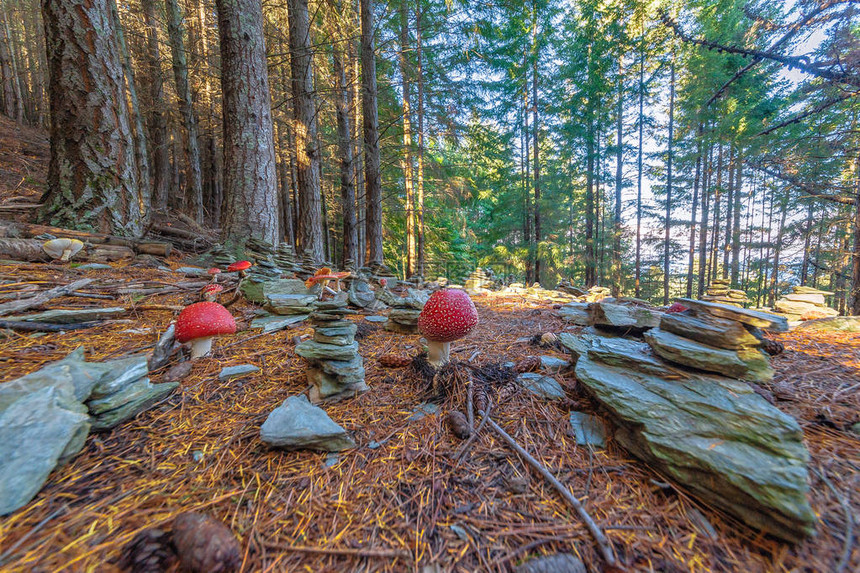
[208,268,222,283]
[379,278,388,287]
[665,302,689,313]
[175,302,237,359]
[200,283,224,302]
[226,260,252,276]
[417,288,479,368]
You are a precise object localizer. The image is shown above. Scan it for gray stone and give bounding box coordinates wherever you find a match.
[296,340,359,361]
[575,352,815,542]
[514,553,586,573]
[260,395,355,451]
[250,313,309,333]
[783,293,826,305]
[7,307,127,324]
[384,320,419,334]
[219,364,260,380]
[589,302,662,330]
[516,373,566,400]
[89,382,177,430]
[558,302,591,326]
[266,294,317,315]
[792,286,834,295]
[388,309,422,324]
[175,266,209,276]
[660,310,760,349]
[89,355,150,399]
[75,263,113,270]
[316,323,358,339]
[645,328,774,382]
[348,279,379,309]
[408,402,440,421]
[569,411,606,448]
[0,386,90,515]
[540,356,570,374]
[774,299,822,315]
[675,298,788,332]
[365,315,388,323]
[795,316,860,333]
[0,347,105,408]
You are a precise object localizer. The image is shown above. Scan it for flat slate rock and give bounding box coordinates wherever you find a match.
[219,364,260,380]
[588,302,662,330]
[558,302,590,325]
[89,355,150,399]
[0,386,91,515]
[296,340,359,361]
[660,310,760,349]
[1,347,105,408]
[540,356,570,373]
[569,411,606,448]
[249,313,309,333]
[175,266,209,276]
[7,307,127,324]
[645,328,773,383]
[260,395,355,452]
[516,373,565,400]
[75,263,113,270]
[794,316,860,332]
[675,298,788,332]
[575,351,815,542]
[88,381,177,430]
[365,315,388,323]
[514,553,586,573]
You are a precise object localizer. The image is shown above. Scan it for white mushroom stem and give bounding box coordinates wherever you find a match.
[427,340,452,368]
[189,336,214,359]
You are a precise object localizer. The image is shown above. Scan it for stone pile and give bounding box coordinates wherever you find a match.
[644,298,784,383]
[208,244,234,267]
[772,286,838,322]
[296,294,367,402]
[1,348,177,515]
[702,278,749,306]
[382,288,428,333]
[297,248,319,278]
[361,261,397,287]
[561,332,815,543]
[464,268,495,293]
[274,243,303,275]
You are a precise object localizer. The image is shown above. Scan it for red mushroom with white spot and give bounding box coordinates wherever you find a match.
[418,288,479,368]
[208,267,222,283]
[175,301,237,359]
[200,283,224,302]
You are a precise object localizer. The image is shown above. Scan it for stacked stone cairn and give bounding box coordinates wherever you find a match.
[297,248,319,278]
[772,286,838,322]
[208,244,234,268]
[274,243,303,275]
[383,288,428,333]
[644,298,781,383]
[296,294,367,402]
[361,261,397,287]
[464,267,495,293]
[702,278,749,307]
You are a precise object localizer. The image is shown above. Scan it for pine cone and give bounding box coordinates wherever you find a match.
[118,528,175,573]
[514,356,541,373]
[378,353,413,368]
[173,512,241,573]
[446,411,471,439]
[760,338,784,356]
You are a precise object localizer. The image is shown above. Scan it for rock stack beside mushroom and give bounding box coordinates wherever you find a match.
[383,288,429,334]
[296,294,367,403]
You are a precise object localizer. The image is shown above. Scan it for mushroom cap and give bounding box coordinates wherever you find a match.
[665,302,689,313]
[208,267,222,275]
[42,238,84,260]
[175,302,236,343]
[201,284,224,294]
[315,267,333,276]
[227,260,252,272]
[305,273,339,289]
[379,278,388,287]
[418,289,479,343]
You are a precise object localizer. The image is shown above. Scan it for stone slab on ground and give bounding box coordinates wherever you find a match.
[558,302,590,325]
[660,311,760,349]
[249,313,309,333]
[6,307,126,324]
[588,302,662,330]
[574,350,815,542]
[260,395,355,451]
[675,298,788,332]
[794,316,860,332]
[516,373,566,400]
[219,364,260,380]
[569,411,606,448]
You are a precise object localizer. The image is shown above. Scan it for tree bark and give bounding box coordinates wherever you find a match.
[40,0,145,237]
[142,0,170,212]
[332,10,358,267]
[532,56,541,284]
[0,2,24,123]
[697,137,711,297]
[663,57,675,305]
[216,0,279,248]
[612,66,623,297]
[399,1,416,277]
[731,147,742,284]
[686,124,702,298]
[165,0,205,223]
[415,1,425,277]
[360,0,383,264]
[634,43,644,297]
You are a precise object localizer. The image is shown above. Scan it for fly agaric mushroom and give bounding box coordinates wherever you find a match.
[305,268,350,298]
[418,289,479,368]
[176,302,236,359]
[208,268,222,282]
[42,238,84,262]
[227,260,252,276]
[200,283,224,302]
[665,302,689,313]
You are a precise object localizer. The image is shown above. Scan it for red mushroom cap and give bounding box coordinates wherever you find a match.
[227,260,252,272]
[201,284,224,294]
[208,267,222,275]
[665,302,689,313]
[418,289,479,343]
[379,278,388,287]
[175,302,236,343]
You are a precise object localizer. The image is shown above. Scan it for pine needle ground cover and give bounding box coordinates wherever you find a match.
[0,261,857,572]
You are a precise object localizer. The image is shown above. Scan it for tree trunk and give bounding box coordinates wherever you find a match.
[663,57,675,305]
[40,0,145,237]
[612,67,623,297]
[851,155,860,314]
[0,2,24,123]
[360,0,383,265]
[731,147,742,284]
[686,124,702,298]
[634,44,644,297]
[710,142,723,282]
[770,192,788,307]
[415,1,425,277]
[399,1,416,277]
[585,44,596,288]
[697,137,712,297]
[332,13,358,268]
[532,57,541,284]
[722,145,734,278]
[216,0,279,248]
[166,0,205,223]
[142,0,170,212]
[350,11,365,266]
[800,201,814,285]
[523,86,532,284]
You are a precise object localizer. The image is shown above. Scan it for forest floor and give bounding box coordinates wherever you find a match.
[0,114,48,211]
[0,258,857,572]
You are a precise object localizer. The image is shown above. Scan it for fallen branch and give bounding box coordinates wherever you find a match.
[263,543,410,559]
[483,414,617,567]
[0,319,104,332]
[0,278,93,316]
